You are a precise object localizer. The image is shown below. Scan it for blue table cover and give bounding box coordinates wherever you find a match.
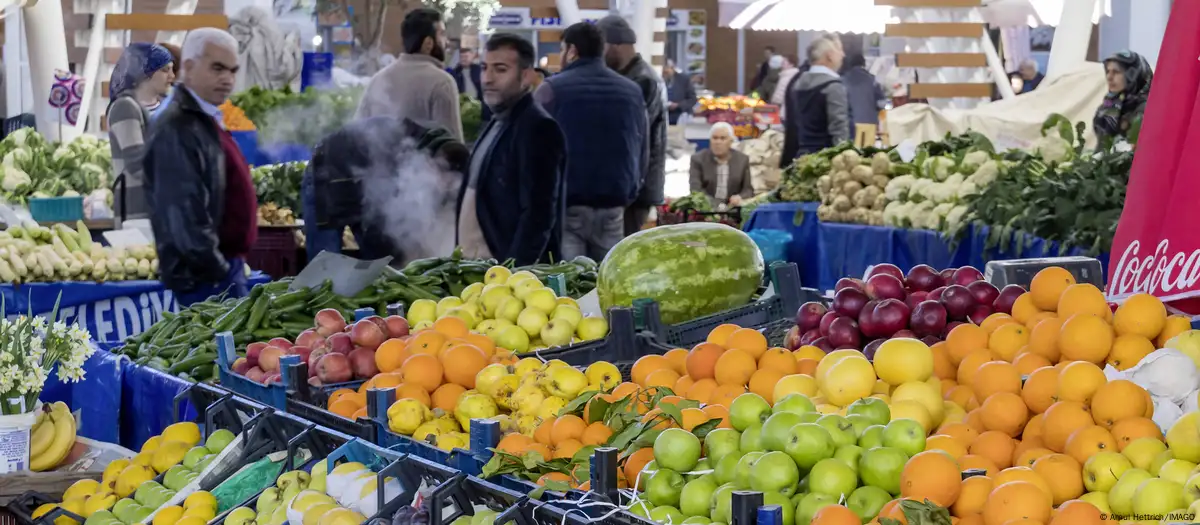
[743,201,1111,292]
[2,272,270,345]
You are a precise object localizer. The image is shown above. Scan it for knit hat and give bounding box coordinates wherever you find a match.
[597,15,636,45]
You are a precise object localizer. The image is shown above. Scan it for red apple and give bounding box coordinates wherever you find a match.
[326,332,354,355]
[819,311,842,336]
[784,326,803,350]
[952,266,984,285]
[810,337,835,353]
[363,316,389,335]
[939,268,956,283]
[905,291,929,311]
[858,299,880,338]
[348,347,379,379]
[905,264,944,292]
[942,321,967,338]
[863,339,885,361]
[835,278,865,293]
[287,346,313,365]
[940,285,977,320]
[315,353,353,383]
[866,264,904,282]
[871,298,912,338]
[315,309,348,336]
[827,317,861,349]
[832,288,869,318]
[258,346,285,373]
[245,366,266,383]
[795,302,829,333]
[865,274,906,301]
[263,373,282,385]
[927,286,947,302]
[992,285,1026,315]
[349,320,387,350]
[308,376,324,387]
[910,301,948,338]
[799,328,822,346]
[893,329,918,339]
[296,329,327,350]
[307,347,330,378]
[384,315,411,338]
[245,342,268,368]
[268,337,293,350]
[967,305,993,325]
[231,357,251,375]
[967,281,1000,307]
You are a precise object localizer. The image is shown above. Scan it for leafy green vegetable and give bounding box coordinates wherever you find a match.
[251,161,308,216]
[0,130,112,205]
[229,85,364,147]
[460,94,483,143]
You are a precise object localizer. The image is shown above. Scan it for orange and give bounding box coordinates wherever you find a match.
[713,349,757,386]
[527,443,553,461]
[395,383,432,407]
[679,407,709,431]
[973,362,1022,399]
[631,355,671,386]
[707,324,741,346]
[1055,361,1106,406]
[534,417,556,445]
[584,394,615,422]
[1110,417,1162,449]
[1040,401,1093,452]
[1031,453,1083,505]
[970,431,1017,470]
[1030,267,1076,311]
[1049,500,1104,525]
[1112,293,1167,339]
[945,385,975,409]
[937,422,981,446]
[663,348,689,375]
[965,409,986,432]
[899,451,962,507]
[460,333,496,358]
[958,514,984,525]
[748,369,785,403]
[702,404,733,428]
[1013,447,1053,468]
[980,392,1028,438]
[643,368,681,389]
[1027,317,1063,363]
[1024,311,1057,330]
[1058,314,1114,365]
[1057,284,1112,321]
[959,454,999,477]
[612,382,639,399]
[1063,425,1117,464]
[926,435,968,459]
[709,384,746,407]
[1106,335,1154,371]
[581,422,614,446]
[441,344,488,388]
[622,448,656,488]
[641,408,674,431]
[810,505,860,525]
[375,339,412,373]
[409,330,447,355]
[674,375,695,397]
[932,342,957,379]
[947,324,990,365]
[329,398,361,419]
[758,348,799,375]
[1020,366,1059,414]
[551,415,587,444]
[877,499,909,524]
[957,349,998,386]
[1011,436,1047,466]
[1011,294,1043,325]
[431,383,467,411]
[433,316,469,338]
[1142,387,1155,418]
[727,328,768,359]
[982,480,1052,525]
[372,372,404,390]
[327,388,356,407]
[991,468,1053,502]
[553,439,584,459]
[400,353,444,393]
[952,476,994,518]
[1022,414,1045,440]
[796,358,819,376]
[687,342,725,380]
[536,471,573,487]
[1158,315,1192,347]
[496,433,533,455]
[1013,352,1052,375]
[688,378,718,403]
[981,313,1019,334]
[989,324,1030,362]
[1090,380,1147,428]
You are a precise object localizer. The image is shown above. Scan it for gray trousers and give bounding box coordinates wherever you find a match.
[562,206,626,261]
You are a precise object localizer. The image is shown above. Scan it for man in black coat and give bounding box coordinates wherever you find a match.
[598,15,666,236]
[457,33,566,265]
[663,59,697,125]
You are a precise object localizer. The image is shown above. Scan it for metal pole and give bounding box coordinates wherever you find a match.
[737,28,746,94]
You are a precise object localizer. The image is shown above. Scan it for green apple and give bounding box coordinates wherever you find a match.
[815,415,856,447]
[858,425,886,450]
[1150,449,1175,475]
[844,414,875,438]
[704,429,741,465]
[798,412,821,424]
[1079,491,1111,514]
[129,507,153,524]
[84,511,119,525]
[807,458,857,499]
[686,459,712,482]
[710,483,737,523]
[524,288,558,314]
[795,493,838,525]
[1122,437,1168,471]
[1108,468,1153,515]
[628,500,655,518]
[1132,478,1186,516]
[749,451,801,496]
[407,299,437,325]
[226,507,257,525]
[1184,472,1200,504]
[649,506,686,524]
[713,452,743,486]
[193,454,215,473]
[163,465,193,491]
[1083,451,1133,493]
[760,412,804,452]
[205,428,236,454]
[729,393,772,432]
[576,317,609,341]
[494,325,530,353]
[859,446,907,495]
[682,517,711,525]
[113,498,143,522]
[1167,412,1200,463]
[182,446,211,469]
[846,398,891,426]
[847,485,891,523]
[762,492,796,525]
[1159,459,1198,485]
[655,428,702,472]
[679,476,719,517]
[551,304,583,327]
[882,419,926,457]
[739,424,764,452]
[539,319,575,348]
[783,423,836,470]
[734,452,764,489]
[645,468,686,507]
[773,394,816,415]
[833,444,864,473]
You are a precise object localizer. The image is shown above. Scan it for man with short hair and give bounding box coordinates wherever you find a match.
[1014,59,1045,93]
[534,22,647,260]
[597,15,665,236]
[663,59,697,125]
[457,34,566,265]
[355,8,463,141]
[750,46,776,92]
[144,28,256,305]
[781,36,850,166]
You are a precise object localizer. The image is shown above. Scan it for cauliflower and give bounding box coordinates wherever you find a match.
[933,202,955,220]
[4,128,35,148]
[883,200,909,226]
[884,175,915,201]
[923,156,954,181]
[959,150,991,174]
[2,165,31,192]
[912,201,936,229]
[967,160,1001,186]
[945,204,969,232]
[944,173,965,186]
[908,178,932,202]
[2,149,29,168]
[956,181,980,199]
[1031,135,1073,164]
[871,152,891,175]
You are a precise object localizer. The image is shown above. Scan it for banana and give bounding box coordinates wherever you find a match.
[30,403,76,472]
[28,406,56,459]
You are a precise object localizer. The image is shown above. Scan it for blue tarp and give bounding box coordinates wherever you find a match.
[743,201,1111,291]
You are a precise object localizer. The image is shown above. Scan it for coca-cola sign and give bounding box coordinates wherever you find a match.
[1110,240,1200,300]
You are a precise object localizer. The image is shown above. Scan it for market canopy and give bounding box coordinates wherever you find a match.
[724,0,1111,31]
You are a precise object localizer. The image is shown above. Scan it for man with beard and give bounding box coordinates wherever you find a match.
[457,34,566,265]
[355,8,463,141]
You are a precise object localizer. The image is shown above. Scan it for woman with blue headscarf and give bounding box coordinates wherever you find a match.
[107,42,174,224]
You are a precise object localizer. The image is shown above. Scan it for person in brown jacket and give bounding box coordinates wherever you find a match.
[690,122,753,207]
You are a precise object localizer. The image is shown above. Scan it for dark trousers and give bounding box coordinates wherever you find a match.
[175,257,249,307]
[624,205,652,236]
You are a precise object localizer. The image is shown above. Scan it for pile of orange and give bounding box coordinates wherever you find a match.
[326,316,517,420]
[908,266,1169,523]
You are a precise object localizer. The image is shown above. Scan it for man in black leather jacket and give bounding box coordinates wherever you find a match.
[598,15,666,236]
[143,28,257,306]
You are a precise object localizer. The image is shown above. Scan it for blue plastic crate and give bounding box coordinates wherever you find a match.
[28,196,83,222]
[747,228,793,263]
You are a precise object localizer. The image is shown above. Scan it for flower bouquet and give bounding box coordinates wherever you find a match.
[0,301,94,416]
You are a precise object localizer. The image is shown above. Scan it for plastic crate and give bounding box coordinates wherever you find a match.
[284,366,374,441]
[247,226,301,279]
[746,229,793,263]
[28,196,83,223]
[215,332,296,409]
[634,262,821,348]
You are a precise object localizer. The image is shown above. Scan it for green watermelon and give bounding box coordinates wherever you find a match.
[597,223,765,325]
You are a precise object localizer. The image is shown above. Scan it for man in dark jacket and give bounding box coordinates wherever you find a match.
[534,22,647,260]
[781,36,849,167]
[457,33,566,265]
[144,28,256,306]
[841,53,886,128]
[663,59,697,125]
[597,15,665,236]
[449,46,492,122]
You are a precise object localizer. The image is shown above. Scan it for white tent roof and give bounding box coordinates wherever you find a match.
[724,0,1112,31]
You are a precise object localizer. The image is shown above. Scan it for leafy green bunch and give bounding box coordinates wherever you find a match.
[230,85,365,147]
[0,130,112,205]
[251,161,308,216]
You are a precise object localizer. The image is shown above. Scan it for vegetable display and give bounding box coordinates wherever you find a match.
[461,94,483,143]
[228,86,363,147]
[0,220,155,283]
[597,223,765,325]
[0,129,112,205]
[252,161,307,224]
[732,129,784,193]
[814,148,902,226]
[218,101,256,131]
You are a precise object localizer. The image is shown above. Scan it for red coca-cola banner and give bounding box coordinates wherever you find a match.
[1107,0,1200,314]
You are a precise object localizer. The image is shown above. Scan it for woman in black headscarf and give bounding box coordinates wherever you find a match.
[1093,50,1154,146]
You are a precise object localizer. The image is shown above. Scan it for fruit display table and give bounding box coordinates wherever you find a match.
[743,201,1110,291]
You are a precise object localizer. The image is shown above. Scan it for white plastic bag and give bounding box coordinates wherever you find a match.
[1152,394,1185,432]
[1124,349,1200,405]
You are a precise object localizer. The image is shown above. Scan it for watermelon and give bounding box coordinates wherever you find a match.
[597,223,765,325]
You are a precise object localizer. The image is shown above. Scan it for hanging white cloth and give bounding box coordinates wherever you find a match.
[1001,25,1032,72]
[229,7,303,91]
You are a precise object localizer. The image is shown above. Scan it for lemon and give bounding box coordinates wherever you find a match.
[153,506,185,525]
[183,491,217,512]
[182,505,216,522]
[32,503,58,519]
[175,516,208,525]
[162,422,201,447]
[140,436,163,455]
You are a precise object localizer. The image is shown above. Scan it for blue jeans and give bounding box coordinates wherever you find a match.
[301,171,344,261]
[175,257,249,307]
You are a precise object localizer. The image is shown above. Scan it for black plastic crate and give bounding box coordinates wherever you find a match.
[284,361,375,441]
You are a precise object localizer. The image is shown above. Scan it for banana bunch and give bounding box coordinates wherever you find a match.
[30,401,76,472]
